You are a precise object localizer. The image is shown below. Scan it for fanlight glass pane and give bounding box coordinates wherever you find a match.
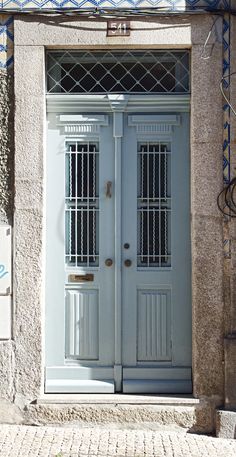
[137,142,171,267]
[65,141,99,267]
[47,50,190,94]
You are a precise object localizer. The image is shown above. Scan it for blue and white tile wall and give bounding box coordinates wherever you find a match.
[222,10,231,258]
[0,15,13,68]
[0,0,231,12]
[223,12,231,186]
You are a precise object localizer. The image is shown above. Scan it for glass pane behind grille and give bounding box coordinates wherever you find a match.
[47,50,190,94]
[65,141,99,267]
[137,142,171,267]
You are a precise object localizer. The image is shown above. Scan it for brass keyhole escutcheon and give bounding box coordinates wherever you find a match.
[105,258,113,267]
[124,259,132,267]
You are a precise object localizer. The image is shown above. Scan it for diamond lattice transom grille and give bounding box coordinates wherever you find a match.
[47,50,190,94]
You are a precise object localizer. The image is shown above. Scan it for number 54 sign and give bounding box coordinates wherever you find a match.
[107,21,131,36]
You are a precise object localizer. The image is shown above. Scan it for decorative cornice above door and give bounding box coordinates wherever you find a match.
[47,95,190,114]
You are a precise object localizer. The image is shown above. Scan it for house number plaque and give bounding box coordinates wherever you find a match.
[107,21,130,36]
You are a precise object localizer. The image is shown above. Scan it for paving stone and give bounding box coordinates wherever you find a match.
[1,425,236,457]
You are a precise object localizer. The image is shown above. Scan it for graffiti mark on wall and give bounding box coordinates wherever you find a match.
[0,264,8,279]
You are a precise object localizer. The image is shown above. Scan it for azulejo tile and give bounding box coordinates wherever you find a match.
[0,0,230,8]
[186,0,229,7]
[222,12,231,185]
[0,15,13,68]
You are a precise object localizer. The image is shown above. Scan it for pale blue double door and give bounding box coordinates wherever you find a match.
[46,106,191,393]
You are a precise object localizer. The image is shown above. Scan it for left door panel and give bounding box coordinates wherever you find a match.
[45,113,115,393]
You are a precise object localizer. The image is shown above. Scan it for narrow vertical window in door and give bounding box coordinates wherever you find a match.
[137,142,171,268]
[65,141,99,267]
[65,140,100,362]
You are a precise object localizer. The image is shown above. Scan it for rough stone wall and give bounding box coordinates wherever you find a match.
[13,42,45,407]
[0,70,14,225]
[190,18,224,408]
[0,66,15,407]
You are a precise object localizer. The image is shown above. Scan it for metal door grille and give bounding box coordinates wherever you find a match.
[65,141,99,267]
[137,142,171,267]
[47,50,190,94]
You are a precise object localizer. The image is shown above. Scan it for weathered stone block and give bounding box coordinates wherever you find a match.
[216,409,236,439]
[224,336,236,410]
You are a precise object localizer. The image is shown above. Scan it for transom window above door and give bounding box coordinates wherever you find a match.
[47,50,190,94]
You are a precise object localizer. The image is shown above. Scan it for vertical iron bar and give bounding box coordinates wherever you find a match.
[147,143,150,267]
[141,149,144,263]
[75,144,78,267]
[164,147,167,263]
[69,149,72,263]
[164,146,167,200]
[153,148,155,263]
[93,147,96,262]
[159,143,161,267]
[81,146,84,263]
[87,142,90,267]
[165,210,167,259]
[69,206,71,264]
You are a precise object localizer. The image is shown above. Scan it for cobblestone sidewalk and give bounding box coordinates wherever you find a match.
[1,425,236,457]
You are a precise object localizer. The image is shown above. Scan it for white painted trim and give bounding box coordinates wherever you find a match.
[47,95,190,113]
[128,114,180,135]
[58,114,109,125]
[128,114,180,125]
[56,114,109,135]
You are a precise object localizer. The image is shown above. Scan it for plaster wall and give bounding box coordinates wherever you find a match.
[0,13,227,430]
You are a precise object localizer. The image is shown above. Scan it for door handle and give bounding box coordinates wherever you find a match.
[106,181,112,198]
[124,259,132,267]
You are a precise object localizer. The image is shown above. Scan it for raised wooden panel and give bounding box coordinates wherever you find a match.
[45,367,115,393]
[65,289,99,360]
[137,289,171,361]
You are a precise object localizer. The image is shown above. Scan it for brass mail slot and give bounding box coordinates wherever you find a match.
[69,274,94,283]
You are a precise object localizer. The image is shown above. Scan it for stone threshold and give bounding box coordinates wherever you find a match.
[36,394,199,406]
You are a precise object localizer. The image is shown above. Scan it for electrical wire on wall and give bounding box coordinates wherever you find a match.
[0,6,236,18]
[200,15,222,60]
[220,72,236,118]
[217,72,236,218]
[217,178,236,217]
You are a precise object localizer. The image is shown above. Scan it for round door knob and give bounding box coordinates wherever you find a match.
[105,258,113,267]
[124,259,132,267]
